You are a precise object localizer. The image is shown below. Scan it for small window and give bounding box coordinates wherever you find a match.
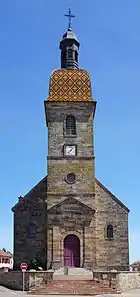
[67,49,73,59]
[65,115,76,135]
[107,224,113,239]
[66,173,76,184]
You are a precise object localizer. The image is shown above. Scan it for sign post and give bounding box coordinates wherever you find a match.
[20,263,28,292]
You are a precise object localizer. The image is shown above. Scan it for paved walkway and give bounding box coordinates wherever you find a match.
[0,286,140,297]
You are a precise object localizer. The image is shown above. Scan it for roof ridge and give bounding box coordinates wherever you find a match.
[95,178,130,212]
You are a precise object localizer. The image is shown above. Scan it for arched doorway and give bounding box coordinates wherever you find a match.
[64,234,80,267]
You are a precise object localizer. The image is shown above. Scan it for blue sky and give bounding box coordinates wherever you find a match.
[0,0,140,263]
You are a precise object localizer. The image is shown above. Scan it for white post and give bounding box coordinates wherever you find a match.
[22,271,25,292]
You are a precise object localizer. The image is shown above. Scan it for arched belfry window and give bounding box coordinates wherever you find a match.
[65,115,76,135]
[107,224,113,240]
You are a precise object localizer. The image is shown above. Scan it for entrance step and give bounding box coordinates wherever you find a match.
[53,267,93,280]
[68,268,93,275]
[28,280,120,295]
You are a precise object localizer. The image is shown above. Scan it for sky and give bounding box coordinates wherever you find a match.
[0,0,140,264]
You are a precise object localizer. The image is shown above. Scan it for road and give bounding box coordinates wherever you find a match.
[0,286,140,297]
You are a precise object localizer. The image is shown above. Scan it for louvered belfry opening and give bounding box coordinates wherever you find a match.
[66,115,76,135]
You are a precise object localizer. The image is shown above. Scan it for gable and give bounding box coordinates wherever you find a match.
[48,196,94,215]
[12,175,129,213]
[12,176,47,212]
[48,196,95,227]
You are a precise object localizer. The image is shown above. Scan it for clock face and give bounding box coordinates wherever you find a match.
[65,145,76,156]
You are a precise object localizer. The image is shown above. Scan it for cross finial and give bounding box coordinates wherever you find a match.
[64,8,75,30]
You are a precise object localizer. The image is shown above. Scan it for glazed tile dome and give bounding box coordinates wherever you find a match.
[48,69,92,102]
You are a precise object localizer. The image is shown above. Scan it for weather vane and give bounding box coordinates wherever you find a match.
[64,8,75,30]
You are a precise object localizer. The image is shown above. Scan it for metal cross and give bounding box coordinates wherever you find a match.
[64,8,75,29]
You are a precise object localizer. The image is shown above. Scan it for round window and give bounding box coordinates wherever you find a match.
[66,173,76,184]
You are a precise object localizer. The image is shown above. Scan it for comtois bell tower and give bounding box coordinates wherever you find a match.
[44,9,97,270]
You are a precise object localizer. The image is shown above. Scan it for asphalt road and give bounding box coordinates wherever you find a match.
[0,286,140,297]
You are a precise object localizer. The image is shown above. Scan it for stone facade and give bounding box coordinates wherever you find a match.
[12,178,47,270]
[12,176,129,271]
[12,27,130,272]
[95,180,129,270]
[12,91,129,272]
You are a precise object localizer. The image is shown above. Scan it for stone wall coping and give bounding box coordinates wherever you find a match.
[0,270,53,274]
[117,271,140,274]
[92,271,140,274]
[92,270,118,272]
[27,270,53,273]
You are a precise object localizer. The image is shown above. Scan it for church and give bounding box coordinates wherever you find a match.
[12,11,130,272]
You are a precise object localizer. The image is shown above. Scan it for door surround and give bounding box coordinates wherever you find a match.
[60,230,83,267]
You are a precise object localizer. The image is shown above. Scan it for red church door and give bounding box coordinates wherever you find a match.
[64,234,80,267]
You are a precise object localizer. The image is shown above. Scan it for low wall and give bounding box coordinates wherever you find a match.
[92,271,118,289]
[0,270,140,292]
[93,271,140,292]
[0,271,23,290]
[116,271,140,292]
[0,270,54,291]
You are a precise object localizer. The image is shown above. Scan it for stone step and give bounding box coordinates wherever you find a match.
[53,274,93,280]
[68,268,93,275]
[54,267,93,276]
[28,280,120,295]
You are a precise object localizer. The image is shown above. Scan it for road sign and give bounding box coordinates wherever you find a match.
[20,263,28,271]
[20,263,28,292]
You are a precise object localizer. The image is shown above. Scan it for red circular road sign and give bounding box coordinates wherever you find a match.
[20,263,28,271]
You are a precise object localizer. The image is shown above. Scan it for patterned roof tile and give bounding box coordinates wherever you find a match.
[48,69,92,102]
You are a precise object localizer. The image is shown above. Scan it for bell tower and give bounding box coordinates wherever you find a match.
[44,10,96,270]
[60,8,80,69]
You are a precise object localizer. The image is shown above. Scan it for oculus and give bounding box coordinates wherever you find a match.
[66,172,76,184]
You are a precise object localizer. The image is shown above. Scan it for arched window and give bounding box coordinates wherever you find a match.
[107,224,113,239]
[66,115,76,135]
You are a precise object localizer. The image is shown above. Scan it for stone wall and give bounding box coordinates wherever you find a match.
[93,271,118,289]
[0,270,139,292]
[93,271,140,292]
[46,101,95,209]
[12,177,47,270]
[0,271,23,290]
[0,270,53,291]
[46,102,95,158]
[95,180,129,271]
[46,101,96,269]
[116,271,140,292]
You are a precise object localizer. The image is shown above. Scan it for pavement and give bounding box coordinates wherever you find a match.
[0,286,140,297]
